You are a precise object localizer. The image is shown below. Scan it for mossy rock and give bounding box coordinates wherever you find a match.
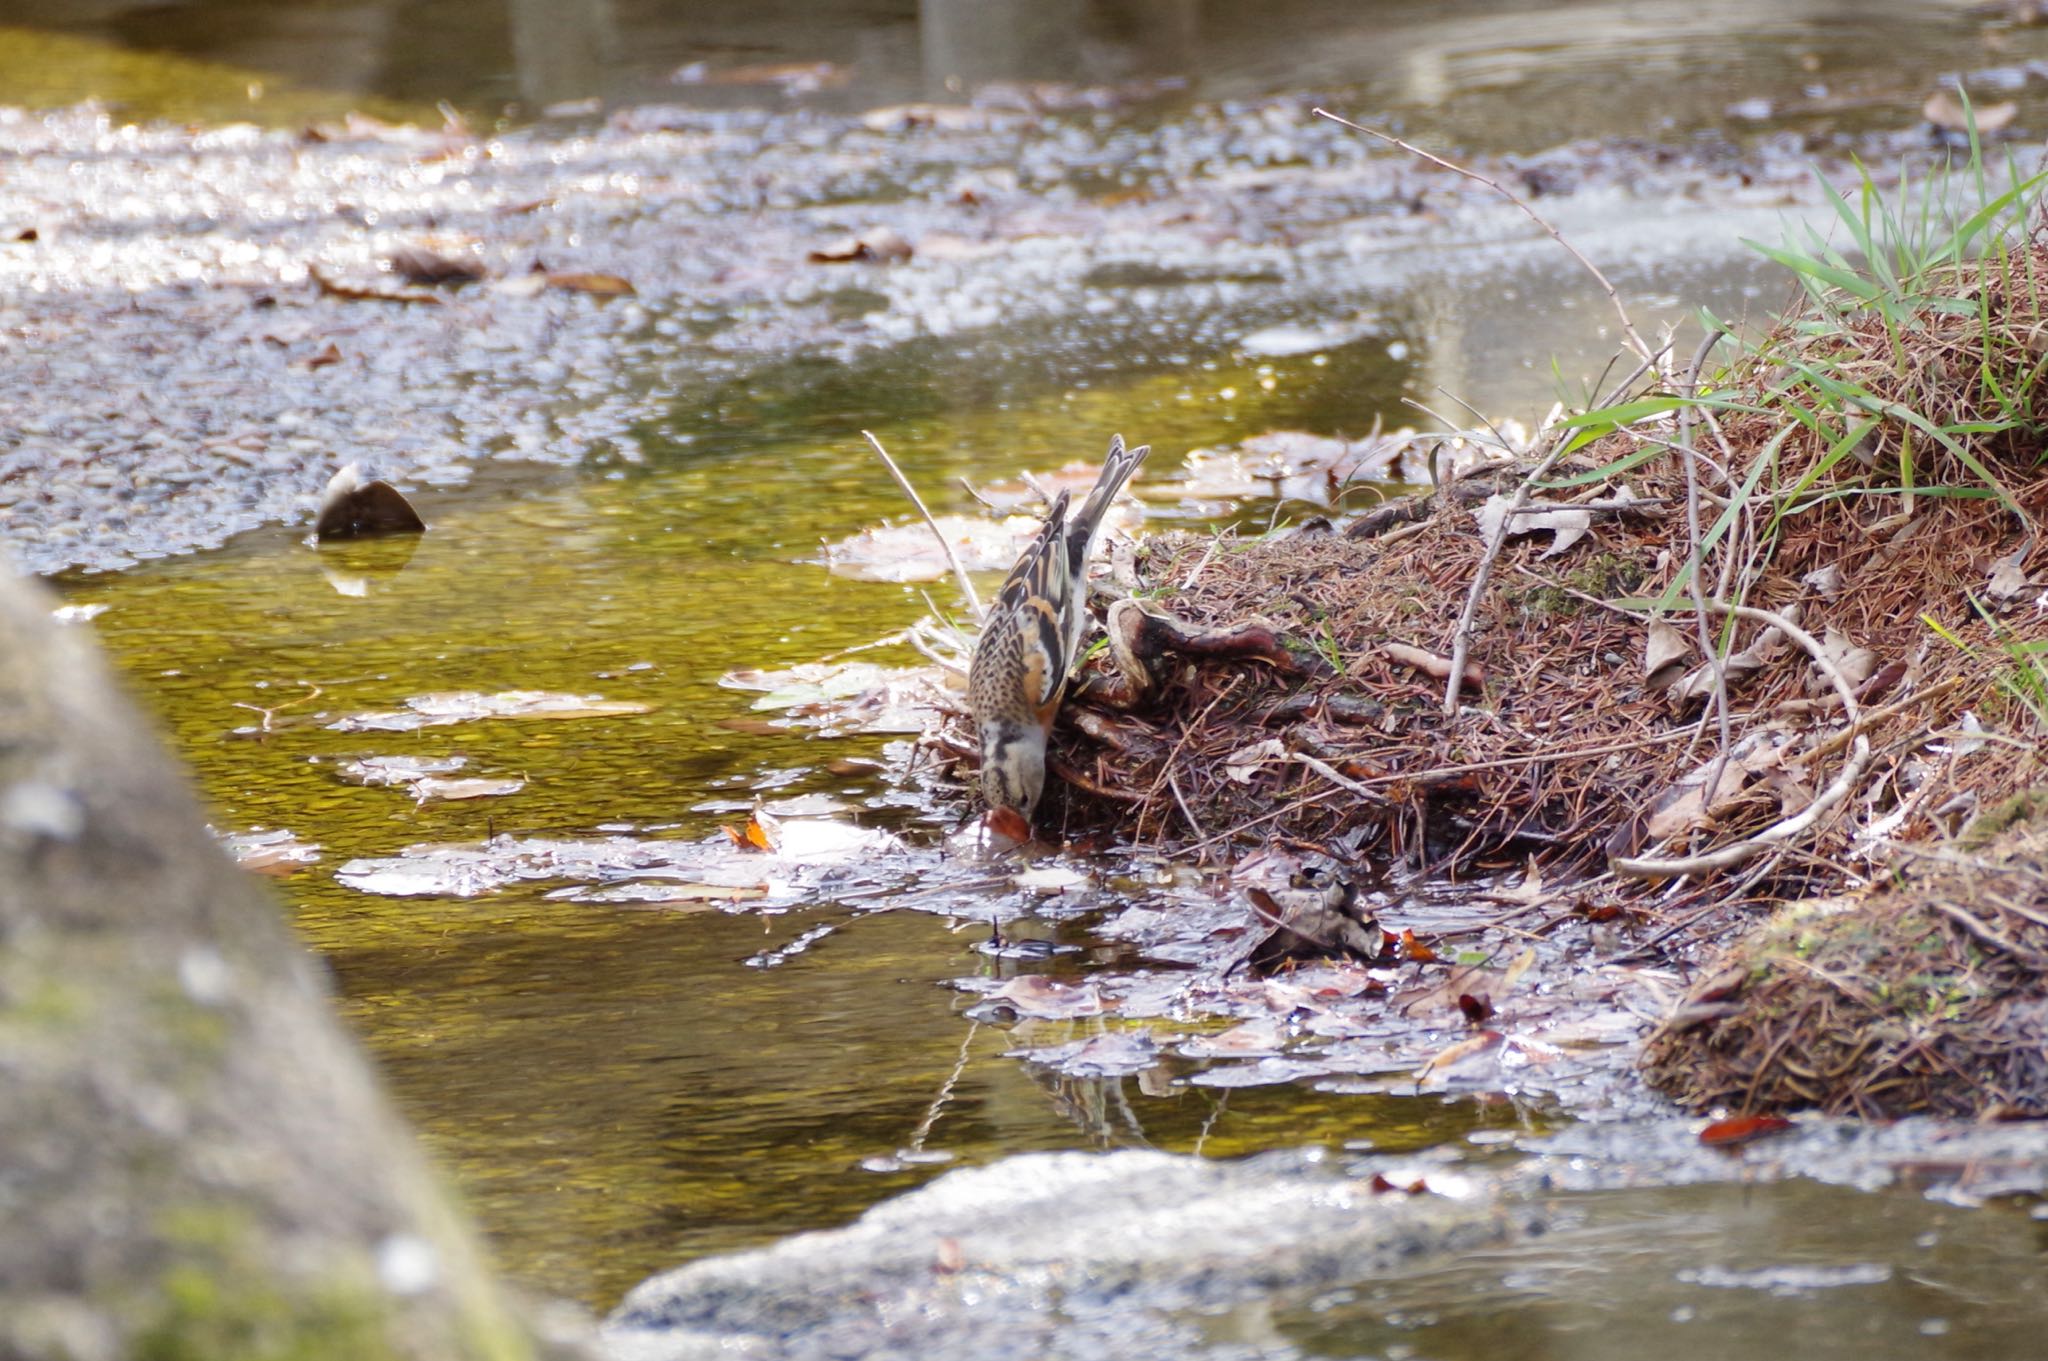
[1643,798,2048,1118]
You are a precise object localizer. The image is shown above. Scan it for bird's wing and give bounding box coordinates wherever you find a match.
[990,490,1073,710]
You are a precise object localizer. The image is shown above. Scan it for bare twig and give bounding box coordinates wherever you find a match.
[1440,438,1573,714]
[1290,752,1391,807]
[956,476,1003,512]
[862,429,984,624]
[1610,735,1872,880]
[1166,771,1209,843]
[1313,108,1655,364]
[1180,534,1225,591]
[1677,328,1733,797]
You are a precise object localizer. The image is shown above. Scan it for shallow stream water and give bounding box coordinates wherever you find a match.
[21,0,2048,1352]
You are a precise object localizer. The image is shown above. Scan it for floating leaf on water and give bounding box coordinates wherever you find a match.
[329,690,654,732]
[295,341,344,372]
[1923,90,2016,134]
[807,227,913,264]
[338,754,468,785]
[308,264,443,306]
[821,514,1040,583]
[555,882,767,905]
[719,660,943,736]
[545,270,637,297]
[1414,1028,1505,1087]
[1699,1113,1795,1147]
[675,60,849,93]
[218,827,321,876]
[336,819,894,901]
[1013,865,1089,894]
[1009,1030,1158,1078]
[1187,1056,1332,1088]
[385,243,486,286]
[1180,1018,1287,1058]
[409,775,525,802]
[1456,992,1494,1024]
[1171,429,1423,504]
[988,975,1106,1019]
[1236,317,1378,358]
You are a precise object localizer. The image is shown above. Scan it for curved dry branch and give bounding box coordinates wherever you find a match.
[1312,108,1655,364]
[862,429,985,624]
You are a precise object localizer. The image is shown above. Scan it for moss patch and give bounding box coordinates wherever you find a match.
[1643,799,2048,1118]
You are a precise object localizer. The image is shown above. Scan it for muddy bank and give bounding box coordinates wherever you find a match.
[0,94,1966,577]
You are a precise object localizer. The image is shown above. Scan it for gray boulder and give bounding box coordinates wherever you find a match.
[606,1148,1539,1361]
[0,563,585,1361]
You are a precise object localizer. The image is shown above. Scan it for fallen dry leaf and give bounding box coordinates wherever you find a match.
[408,775,525,802]
[989,975,1106,1019]
[1815,626,1877,693]
[1923,90,2016,134]
[1414,1029,1505,1084]
[309,264,442,305]
[296,341,344,372]
[1223,738,1287,783]
[1473,494,1590,558]
[1699,1113,1795,1147]
[808,227,913,264]
[545,271,636,297]
[1644,617,1692,692]
[1986,553,2037,603]
[328,690,653,732]
[385,243,486,286]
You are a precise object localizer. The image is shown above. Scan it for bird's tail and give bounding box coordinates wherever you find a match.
[1069,432,1151,561]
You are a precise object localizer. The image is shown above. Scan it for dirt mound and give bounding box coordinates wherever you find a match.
[928,222,2048,1117]
[1644,795,2048,1119]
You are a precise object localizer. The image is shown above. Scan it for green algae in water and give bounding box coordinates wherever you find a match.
[0,27,428,128]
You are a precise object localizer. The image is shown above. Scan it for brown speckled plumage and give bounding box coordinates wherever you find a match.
[968,433,1150,821]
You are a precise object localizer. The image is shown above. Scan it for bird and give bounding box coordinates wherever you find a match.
[969,433,1151,824]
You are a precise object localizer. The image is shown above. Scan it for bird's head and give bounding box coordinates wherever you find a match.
[977,720,1046,824]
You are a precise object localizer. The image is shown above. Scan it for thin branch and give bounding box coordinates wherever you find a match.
[1440,438,1573,714]
[1313,108,1655,364]
[1677,328,1733,798]
[1290,752,1391,806]
[862,429,984,624]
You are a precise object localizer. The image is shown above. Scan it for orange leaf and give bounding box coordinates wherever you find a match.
[545,271,636,297]
[1699,1114,1794,1147]
[1401,928,1438,963]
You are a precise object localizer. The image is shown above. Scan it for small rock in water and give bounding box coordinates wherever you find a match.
[312,463,426,541]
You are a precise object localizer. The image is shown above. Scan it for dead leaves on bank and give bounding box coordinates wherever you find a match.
[311,254,635,303]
